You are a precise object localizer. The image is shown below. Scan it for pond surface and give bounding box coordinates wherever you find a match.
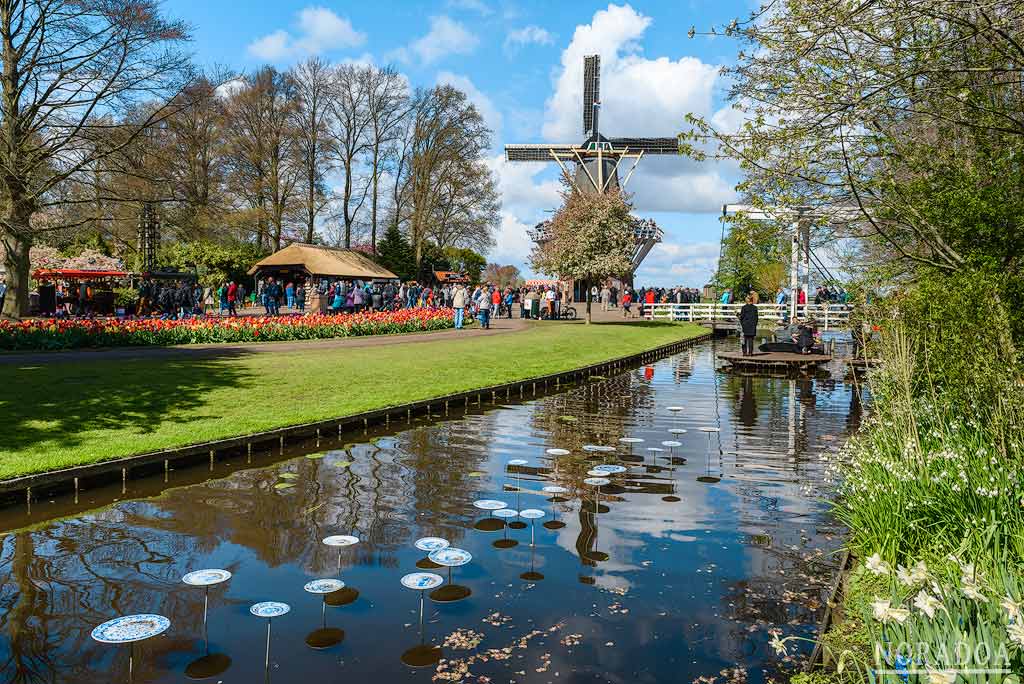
[0,339,865,684]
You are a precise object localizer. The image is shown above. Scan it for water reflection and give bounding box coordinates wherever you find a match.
[0,340,862,683]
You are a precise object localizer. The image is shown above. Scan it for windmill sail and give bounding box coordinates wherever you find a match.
[582,55,600,137]
[608,137,679,154]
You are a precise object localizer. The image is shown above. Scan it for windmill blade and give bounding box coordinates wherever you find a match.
[505,144,577,162]
[608,137,680,154]
[582,55,600,136]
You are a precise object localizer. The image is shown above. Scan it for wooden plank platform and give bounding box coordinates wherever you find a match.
[717,351,832,369]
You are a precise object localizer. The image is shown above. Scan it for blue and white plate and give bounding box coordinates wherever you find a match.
[414,537,450,552]
[428,547,472,567]
[322,535,360,547]
[473,499,507,511]
[592,465,626,474]
[250,601,290,618]
[669,428,688,435]
[584,477,611,487]
[545,448,570,456]
[619,437,645,444]
[401,572,444,591]
[666,406,685,412]
[661,441,682,448]
[519,509,545,520]
[182,569,232,587]
[646,447,664,453]
[91,614,170,644]
[698,427,720,433]
[493,508,518,519]
[542,485,568,494]
[583,445,616,453]
[507,459,528,467]
[304,579,345,595]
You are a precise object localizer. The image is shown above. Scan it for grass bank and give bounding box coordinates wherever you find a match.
[0,321,705,480]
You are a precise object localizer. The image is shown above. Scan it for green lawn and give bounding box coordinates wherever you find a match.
[0,321,706,480]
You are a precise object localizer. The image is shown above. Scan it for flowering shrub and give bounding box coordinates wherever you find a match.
[0,308,455,350]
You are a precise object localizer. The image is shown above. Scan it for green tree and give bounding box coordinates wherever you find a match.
[160,240,268,287]
[375,223,415,281]
[531,189,638,324]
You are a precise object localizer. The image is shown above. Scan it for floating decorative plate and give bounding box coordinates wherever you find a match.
[91,614,170,644]
[592,465,626,474]
[401,572,444,591]
[250,602,290,618]
[583,477,611,486]
[698,427,720,433]
[661,441,682,448]
[669,429,688,435]
[542,485,568,493]
[583,445,615,453]
[493,509,519,519]
[587,469,609,477]
[507,459,528,466]
[182,569,232,587]
[414,537,450,552]
[646,447,664,452]
[618,437,645,443]
[428,547,472,567]
[666,406,685,412]
[322,535,360,547]
[519,509,545,519]
[473,499,507,511]
[545,448,570,456]
[304,579,345,595]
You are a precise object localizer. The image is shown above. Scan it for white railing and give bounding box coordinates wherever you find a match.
[641,302,851,330]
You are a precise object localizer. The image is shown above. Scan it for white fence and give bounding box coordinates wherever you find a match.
[641,302,851,330]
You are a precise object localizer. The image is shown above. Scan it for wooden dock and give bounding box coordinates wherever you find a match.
[717,351,832,371]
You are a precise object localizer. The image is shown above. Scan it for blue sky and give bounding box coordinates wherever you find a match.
[168,0,753,286]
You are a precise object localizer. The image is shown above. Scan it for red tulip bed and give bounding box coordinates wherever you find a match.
[0,308,456,351]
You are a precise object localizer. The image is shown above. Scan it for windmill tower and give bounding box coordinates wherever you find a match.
[505,55,680,272]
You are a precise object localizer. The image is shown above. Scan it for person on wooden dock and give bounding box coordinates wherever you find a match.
[738,292,759,356]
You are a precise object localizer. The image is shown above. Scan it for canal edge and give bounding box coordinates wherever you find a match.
[2,331,713,505]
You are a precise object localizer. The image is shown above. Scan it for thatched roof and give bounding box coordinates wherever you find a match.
[248,243,398,280]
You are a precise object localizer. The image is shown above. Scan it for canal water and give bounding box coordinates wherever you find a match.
[0,339,865,684]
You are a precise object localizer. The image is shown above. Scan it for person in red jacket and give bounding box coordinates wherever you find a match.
[226,281,238,317]
[491,286,501,319]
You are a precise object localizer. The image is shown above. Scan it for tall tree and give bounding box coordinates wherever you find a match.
[365,65,409,252]
[0,0,194,317]
[290,58,335,244]
[405,85,494,266]
[329,64,374,248]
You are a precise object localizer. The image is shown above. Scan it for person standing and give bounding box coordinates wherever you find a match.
[296,284,306,312]
[476,284,491,329]
[545,286,556,319]
[738,291,759,356]
[453,283,467,329]
[285,281,294,309]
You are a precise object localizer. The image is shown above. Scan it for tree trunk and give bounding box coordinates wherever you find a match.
[370,147,379,252]
[585,286,592,325]
[1,210,32,319]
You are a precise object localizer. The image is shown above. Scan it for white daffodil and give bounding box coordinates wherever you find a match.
[896,560,929,586]
[1008,621,1024,648]
[887,606,911,623]
[866,553,890,575]
[1000,595,1022,622]
[913,590,943,619]
[769,633,788,656]
[926,668,956,684]
[961,578,986,602]
[871,598,911,623]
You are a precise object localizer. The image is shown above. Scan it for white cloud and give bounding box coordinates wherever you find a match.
[504,25,555,53]
[446,0,493,15]
[635,240,721,286]
[436,72,502,139]
[483,154,562,268]
[393,16,479,66]
[247,6,365,61]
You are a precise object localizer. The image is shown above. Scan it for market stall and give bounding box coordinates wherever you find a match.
[32,268,129,316]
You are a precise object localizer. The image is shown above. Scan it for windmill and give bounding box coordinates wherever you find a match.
[505,54,680,272]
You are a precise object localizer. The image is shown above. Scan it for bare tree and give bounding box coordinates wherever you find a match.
[222,67,301,250]
[328,64,374,248]
[0,0,195,317]
[405,85,495,266]
[364,65,409,251]
[290,58,335,244]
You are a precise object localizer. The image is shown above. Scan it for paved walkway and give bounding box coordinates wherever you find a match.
[0,317,532,365]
